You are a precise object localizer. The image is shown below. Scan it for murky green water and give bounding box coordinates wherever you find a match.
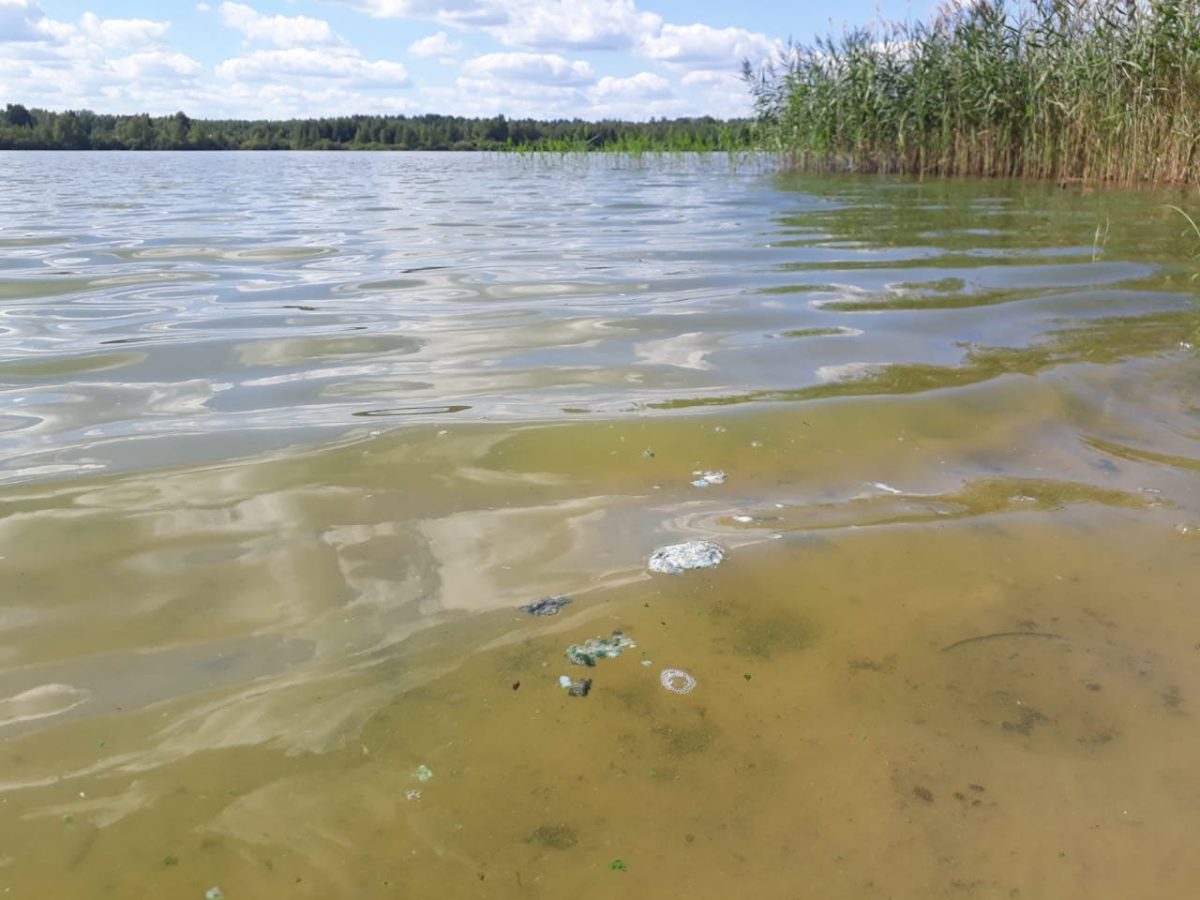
[1,151,1198,898]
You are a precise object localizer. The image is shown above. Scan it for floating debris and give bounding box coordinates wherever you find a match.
[660,669,697,695]
[205,889,224,900]
[642,448,656,458]
[941,631,1064,652]
[565,630,635,666]
[558,674,592,696]
[648,540,725,574]
[520,595,572,616]
[691,470,726,487]
[405,789,422,801]
[865,481,903,495]
[411,764,434,782]
[567,678,592,697]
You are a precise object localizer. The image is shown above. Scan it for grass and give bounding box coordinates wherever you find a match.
[744,0,1200,183]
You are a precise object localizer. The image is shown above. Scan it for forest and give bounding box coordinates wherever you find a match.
[0,104,753,152]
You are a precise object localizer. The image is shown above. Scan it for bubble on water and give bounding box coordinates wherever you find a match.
[660,669,696,695]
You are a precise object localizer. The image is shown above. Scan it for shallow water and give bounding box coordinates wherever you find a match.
[0,151,1198,898]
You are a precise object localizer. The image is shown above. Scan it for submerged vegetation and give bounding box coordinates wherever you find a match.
[745,0,1200,183]
[0,106,752,153]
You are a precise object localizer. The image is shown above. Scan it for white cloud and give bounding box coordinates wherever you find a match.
[461,51,593,85]
[335,0,777,63]
[0,0,50,42]
[680,69,735,88]
[217,47,409,87]
[591,71,668,100]
[679,68,753,118]
[639,23,777,66]
[427,76,586,118]
[343,0,505,28]
[109,50,203,80]
[408,30,461,60]
[335,0,657,50]
[205,82,413,117]
[485,0,661,51]
[1,0,771,119]
[217,2,342,47]
[79,12,170,48]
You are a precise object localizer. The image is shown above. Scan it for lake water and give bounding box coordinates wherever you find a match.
[1,151,1198,898]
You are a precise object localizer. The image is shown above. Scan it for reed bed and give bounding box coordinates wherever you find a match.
[745,0,1200,183]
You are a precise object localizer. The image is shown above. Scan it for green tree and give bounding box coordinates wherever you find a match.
[4,103,33,128]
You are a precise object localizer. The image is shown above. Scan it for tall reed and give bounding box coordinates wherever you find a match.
[745,0,1200,183]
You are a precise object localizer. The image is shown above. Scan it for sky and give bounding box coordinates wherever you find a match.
[0,0,922,121]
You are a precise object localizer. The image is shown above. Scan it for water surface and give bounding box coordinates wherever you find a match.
[1,152,1198,898]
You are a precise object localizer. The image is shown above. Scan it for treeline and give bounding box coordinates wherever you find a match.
[0,104,753,152]
[745,0,1200,183]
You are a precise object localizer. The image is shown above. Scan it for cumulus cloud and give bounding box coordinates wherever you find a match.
[0,0,774,119]
[639,23,777,66]
[0,0,49,42]
[217,47,409,87]
[336,0,777,63]
[79,11,170,48]
[206,82,414,117]
[0,1,202,111]
[427,76,586,118]
[338,0,659,50]
[344,0,505,28]
[461,52,593,85]
[109,50,203,80]
[591,71,668,100]
[217,2,343,47]
[408,30,461,59]
[485,0,661,51]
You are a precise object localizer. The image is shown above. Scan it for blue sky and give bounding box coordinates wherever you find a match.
[0,0,923,120]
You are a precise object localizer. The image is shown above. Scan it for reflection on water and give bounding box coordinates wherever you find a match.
[0,153,1198,897]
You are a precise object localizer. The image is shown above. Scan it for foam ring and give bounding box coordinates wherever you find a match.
[660,668,696,695]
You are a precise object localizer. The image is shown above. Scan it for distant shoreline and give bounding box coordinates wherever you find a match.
[0,106,754,153]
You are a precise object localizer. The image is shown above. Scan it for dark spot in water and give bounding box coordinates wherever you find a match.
[527,825,578,850]
[913,786,935,804]
[654,724,715,757]
[849,655,896,673]
[734,612,813,659]
[1163,685,1183,711]
[1080,728,1118,745]
[968,784,986,793]
[1086,682,1102,692]
[1002,707,1052,735]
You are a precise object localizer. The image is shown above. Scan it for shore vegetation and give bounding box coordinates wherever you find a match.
[744,0,1200,183]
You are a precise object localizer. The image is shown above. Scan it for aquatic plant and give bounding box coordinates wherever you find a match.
[746,0,1200,183]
